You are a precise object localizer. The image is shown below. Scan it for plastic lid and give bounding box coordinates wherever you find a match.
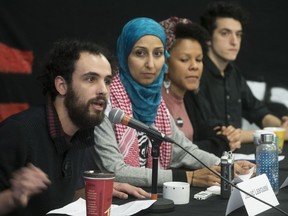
[260,133,274,143]
[83,170,115,179]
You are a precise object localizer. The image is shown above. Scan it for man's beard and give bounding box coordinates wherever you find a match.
[64,87,107,129]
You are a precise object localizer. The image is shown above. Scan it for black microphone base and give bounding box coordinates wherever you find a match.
[147,198,174,213]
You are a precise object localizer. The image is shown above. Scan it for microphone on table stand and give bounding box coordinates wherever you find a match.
[109,108,174,213]
[109,108,288,216]
[108,108,175,144]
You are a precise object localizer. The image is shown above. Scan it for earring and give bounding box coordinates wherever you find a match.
[163,79,171,94]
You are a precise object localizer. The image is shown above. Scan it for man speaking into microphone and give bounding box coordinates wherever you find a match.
[82,17,254,189]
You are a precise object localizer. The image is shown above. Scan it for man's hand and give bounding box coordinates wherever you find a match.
[10,163,51,207]
[234,160,255,176]
[112,182,151,199]
[218,125,242,151]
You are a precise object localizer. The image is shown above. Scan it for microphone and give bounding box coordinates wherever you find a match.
[108,108,175,144]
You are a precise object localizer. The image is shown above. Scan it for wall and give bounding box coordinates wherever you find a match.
[0,0,287,120]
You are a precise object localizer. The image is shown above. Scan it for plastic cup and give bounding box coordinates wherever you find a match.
[83,171,115,216]
[264,127,286,154]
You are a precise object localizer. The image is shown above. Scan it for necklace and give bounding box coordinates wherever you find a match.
[176,117,183,128]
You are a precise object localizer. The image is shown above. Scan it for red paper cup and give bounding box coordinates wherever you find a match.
[83,171,115,216]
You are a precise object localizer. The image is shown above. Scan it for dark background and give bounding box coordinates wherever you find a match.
[0,0,287,120]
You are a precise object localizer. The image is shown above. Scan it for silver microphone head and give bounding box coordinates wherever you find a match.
[108,108,124,124]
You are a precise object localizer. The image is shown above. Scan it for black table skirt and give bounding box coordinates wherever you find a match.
[113,142,288,216]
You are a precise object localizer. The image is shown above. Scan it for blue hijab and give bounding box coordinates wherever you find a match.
[116,17,169,125]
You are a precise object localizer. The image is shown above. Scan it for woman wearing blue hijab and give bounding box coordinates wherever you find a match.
[116,17,169,125]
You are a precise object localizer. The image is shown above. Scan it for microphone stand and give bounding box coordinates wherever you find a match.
[147,136,174,213]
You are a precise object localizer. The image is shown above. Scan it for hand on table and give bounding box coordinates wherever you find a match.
[188,166,221,187]
[217,125,242,151]
[234,160,256,176]
[113,182,151,199]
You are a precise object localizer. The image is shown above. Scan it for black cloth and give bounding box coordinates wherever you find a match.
[113,143,288,216]
[184,92,229,157]
[0,104,95,216]
[171,168,189,183]
[266,102,288,119]
[198,56,270,128]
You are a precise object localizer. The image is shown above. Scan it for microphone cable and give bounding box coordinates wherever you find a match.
[171,140,288,216]
[108,108,287,215]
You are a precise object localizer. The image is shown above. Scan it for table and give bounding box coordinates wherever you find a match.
[113,142,288,216]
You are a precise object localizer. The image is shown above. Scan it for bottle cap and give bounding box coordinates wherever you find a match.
[260,133,274,143]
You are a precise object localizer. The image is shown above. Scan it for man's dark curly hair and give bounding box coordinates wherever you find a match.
[174,22,210,54]
[200,1,249,36]
[38,39,116,101]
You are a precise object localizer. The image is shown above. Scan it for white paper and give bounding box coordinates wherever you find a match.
[233,167,255,184]
[234,153,284,162]
[226,174,279,216]
[226,188,244,216]
[47,198,86,216]
[280,176,288,189]
[111,200,156,216]
[46,198,156,216]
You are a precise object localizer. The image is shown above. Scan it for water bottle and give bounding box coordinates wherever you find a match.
[256,133,279,194]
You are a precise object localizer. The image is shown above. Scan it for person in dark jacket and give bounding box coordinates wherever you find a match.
[0,39,150,216]
[195,1,288,143]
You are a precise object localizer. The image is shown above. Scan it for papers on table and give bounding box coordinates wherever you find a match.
[47,198,156,216]
[233,153,285,162]
[226,174,279,216]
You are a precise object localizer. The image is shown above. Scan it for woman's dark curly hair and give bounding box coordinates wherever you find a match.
[38,39,116,101]
[173,22,210,54]
[200,1,249,36]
